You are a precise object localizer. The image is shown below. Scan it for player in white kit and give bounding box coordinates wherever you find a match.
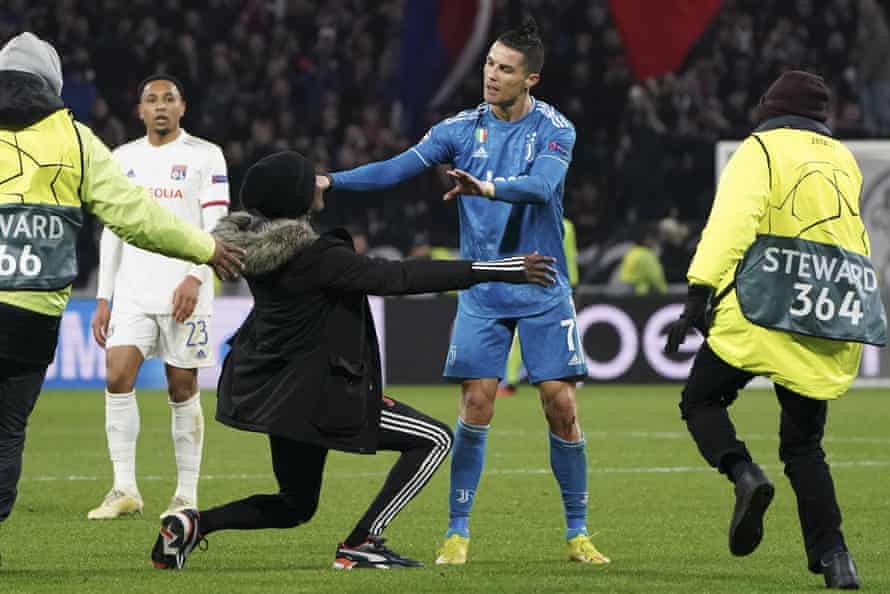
[88,75,230,519]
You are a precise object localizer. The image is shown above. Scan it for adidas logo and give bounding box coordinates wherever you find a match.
[472,146,488,159]
[196,350,206,359]
[568,354,582,366]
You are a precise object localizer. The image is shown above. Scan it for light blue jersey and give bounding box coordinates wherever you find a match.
[330,98,574,318]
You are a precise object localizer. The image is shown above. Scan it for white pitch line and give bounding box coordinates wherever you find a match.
[22,459,890,483]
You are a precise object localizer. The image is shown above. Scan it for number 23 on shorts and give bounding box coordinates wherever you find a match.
[185,320,209,346]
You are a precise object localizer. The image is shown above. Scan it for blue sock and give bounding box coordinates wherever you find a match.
[446,418,489,538]
[549,432,588,540]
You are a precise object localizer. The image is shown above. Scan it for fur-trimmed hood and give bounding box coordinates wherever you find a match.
[213,211,319,276]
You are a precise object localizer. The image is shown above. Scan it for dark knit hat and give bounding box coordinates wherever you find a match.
[753,70,830,125]
[240,151,316,219]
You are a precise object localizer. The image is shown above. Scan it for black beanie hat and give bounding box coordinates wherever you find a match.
[753,70,830,125]
[240,151,316,219]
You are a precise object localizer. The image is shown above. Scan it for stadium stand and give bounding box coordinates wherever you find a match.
[2,0,886,287]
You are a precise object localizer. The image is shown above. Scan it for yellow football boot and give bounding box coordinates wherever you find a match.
[435,534,469,565]
[567,534,610,564]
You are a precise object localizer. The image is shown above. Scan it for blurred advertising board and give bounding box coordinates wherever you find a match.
[45,295,884,388]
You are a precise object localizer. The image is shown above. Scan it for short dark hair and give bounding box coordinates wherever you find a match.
[137,74,186,102]
[497,18,545,73]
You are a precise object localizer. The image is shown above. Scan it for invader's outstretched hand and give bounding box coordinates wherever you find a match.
[522,252,557,287]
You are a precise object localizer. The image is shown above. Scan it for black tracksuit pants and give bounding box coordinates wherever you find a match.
[0,358,47,523]
[680,343,846,572]
[199,398,452,547]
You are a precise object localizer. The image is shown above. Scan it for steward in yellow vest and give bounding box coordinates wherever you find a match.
[0,33,243,532]
[665,71,885,589]
[618,224,667,296]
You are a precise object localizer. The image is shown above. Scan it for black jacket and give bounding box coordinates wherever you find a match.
[213,212,521,453]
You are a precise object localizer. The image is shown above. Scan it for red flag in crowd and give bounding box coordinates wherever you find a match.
[610,0,722,80]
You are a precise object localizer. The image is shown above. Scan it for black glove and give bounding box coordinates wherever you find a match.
[664,284,714,354]
[719,390,739,408]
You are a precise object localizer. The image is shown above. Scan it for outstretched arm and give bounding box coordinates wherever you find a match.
[77,123,214,263]
[76,123,244,279]
[326,148,430,192]
[325,121,456,192]
[304,246,556,296]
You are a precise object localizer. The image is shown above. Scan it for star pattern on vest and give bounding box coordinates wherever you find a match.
[767,160,867,252]
[0,132,76,204]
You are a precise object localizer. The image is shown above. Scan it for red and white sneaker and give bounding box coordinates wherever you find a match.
[151,509,203,570]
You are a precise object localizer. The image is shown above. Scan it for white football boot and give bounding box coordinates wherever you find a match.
[87,488,144,519]
[161,495,196,519]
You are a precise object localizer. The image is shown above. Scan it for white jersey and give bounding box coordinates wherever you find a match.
[97,130,229,314]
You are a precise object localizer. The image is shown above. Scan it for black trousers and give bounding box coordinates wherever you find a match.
[200,398,453,545]
[0,358,47,523]
[680,343,846,571]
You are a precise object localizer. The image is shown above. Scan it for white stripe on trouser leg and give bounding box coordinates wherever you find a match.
[370,412,451,526]
[380,410,451,447]
[368,435,444,536]
[369,411,452,535]
[373,412,451,531]
[370,422,449,535]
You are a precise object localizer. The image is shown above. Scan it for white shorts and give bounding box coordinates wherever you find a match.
[106,309,215,368]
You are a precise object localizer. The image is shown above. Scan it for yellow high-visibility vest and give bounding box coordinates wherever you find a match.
[0,109,84,315]
[688,125,870,398]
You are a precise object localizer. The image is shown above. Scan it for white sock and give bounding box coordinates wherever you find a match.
[170,392,204,503]
[105,390,139,492]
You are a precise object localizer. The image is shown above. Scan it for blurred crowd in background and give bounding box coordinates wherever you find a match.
[3,0,890,290]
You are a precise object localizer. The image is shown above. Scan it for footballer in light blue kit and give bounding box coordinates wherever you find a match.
[321,20,608,566]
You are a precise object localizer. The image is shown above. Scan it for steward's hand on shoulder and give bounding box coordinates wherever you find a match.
[208,238,246,281]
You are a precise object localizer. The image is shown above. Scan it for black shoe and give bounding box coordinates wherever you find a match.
[729,463,775,556]
[151,509,203,570]
[822,551,860,589]
[333,536,423,569]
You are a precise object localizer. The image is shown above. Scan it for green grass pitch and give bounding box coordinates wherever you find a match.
[2,385,888,593]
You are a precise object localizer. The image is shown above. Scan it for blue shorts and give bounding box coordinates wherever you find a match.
[443,297,588,384]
